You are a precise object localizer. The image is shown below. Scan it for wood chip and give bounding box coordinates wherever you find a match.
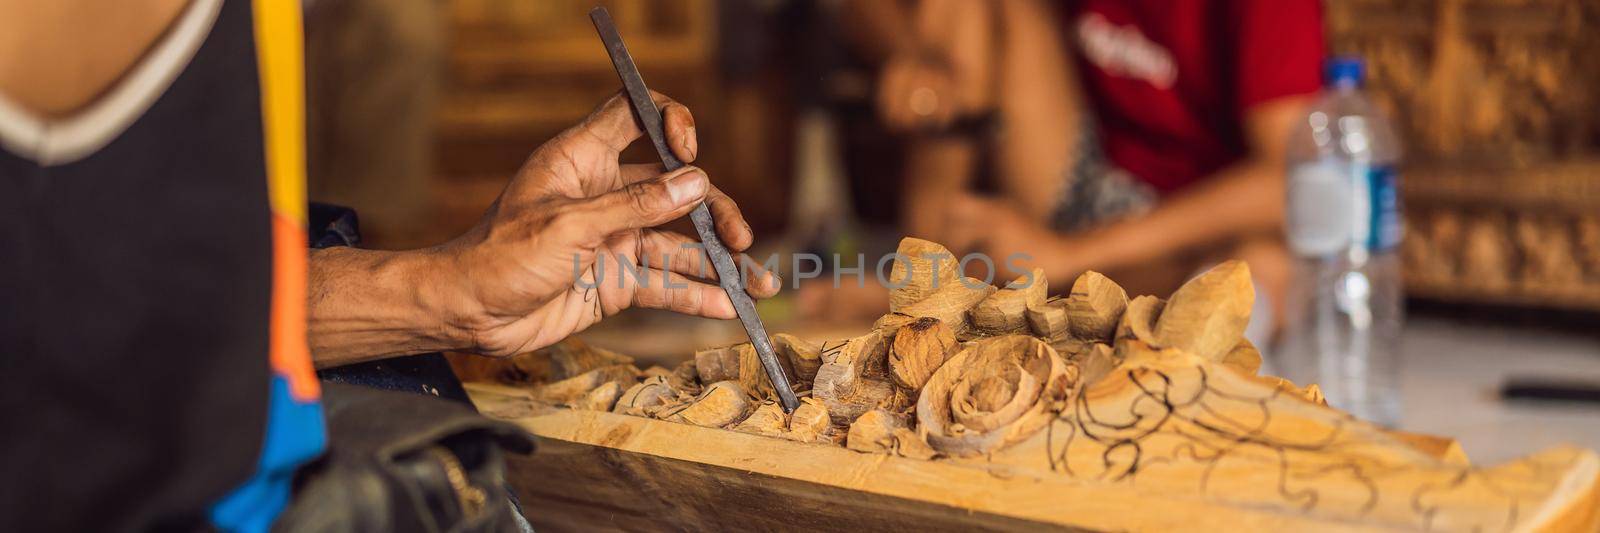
[1265,376,1328,406]
[693,345,741,383]
[872,313,919,337]
[1114,295,1165,351]
[1302,383,1327,405]
[788,398,831,443]
[888,317,958,390]
[813,331,896,425]
[577,381,623,411]
[1066,271,1128,343]
[892,428,939,460]
[732,402,790,438]
[1025,297,1069,339]
[736,342,792,402]
[970,268,1049,335]
[773,333,823,384]
[887,237,962,312]
[663,381,753,428]
[533,364,639,405]
[641,365,673,379]
[897,277,996,334]
[1077,343,1119,386]
[846,409,908,453]
[1221,337,1263,375]
[669,360,701,395]
[1153,260,1254,362]
[613,376,679,416]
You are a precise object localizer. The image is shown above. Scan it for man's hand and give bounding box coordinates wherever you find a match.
[439,92,780,357]
[307,92,779,365]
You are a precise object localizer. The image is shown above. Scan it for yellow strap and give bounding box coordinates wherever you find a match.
[252,0,307,225]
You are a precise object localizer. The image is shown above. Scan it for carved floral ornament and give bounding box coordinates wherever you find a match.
[483,237,1600,530]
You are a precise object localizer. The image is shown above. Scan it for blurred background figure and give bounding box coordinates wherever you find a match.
[810,0,1324,346]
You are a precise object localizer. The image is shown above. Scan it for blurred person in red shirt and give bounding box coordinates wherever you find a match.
[838,0,1324,330]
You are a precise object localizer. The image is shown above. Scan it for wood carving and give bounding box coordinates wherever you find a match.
[789,398,832,443]
[872,312,919,333]
[660,380,751,428]
[667,359,701,395]
[736,342,788,401]
[1514,215,1583,288]
[896,278,995,335]
[1115,294,1163,349]
[916,335,1072,457]
[887,237,962,312]
[846,409,908,454]
[733,401,788,437]
[612,375,680,417]
[970,268,1049,335]
[469,238,1600,531]
[887,317,957,390]
[1153,260,1253,362]
[1066,271,1127,343]
[814,331,897,425]
[693,344,740,384]
[882,235,997,334]
[773,332,823,383]
[1463,212,1513,291]
[532,364,638,405]
[1024,297,1069,340]
[698,334,818,400]
[1221,338,1263,375]
[733,397,833,444]
[576,381,622,412]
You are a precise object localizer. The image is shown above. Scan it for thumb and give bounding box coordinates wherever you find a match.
[563,167,709,242]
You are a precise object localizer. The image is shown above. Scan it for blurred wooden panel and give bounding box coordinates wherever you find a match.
[1328,0,1600,310]
[440,0,713,144]
[449,1,709,77]
[433,0,794,248]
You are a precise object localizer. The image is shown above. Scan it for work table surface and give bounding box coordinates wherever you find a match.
[1397,316,1600,464]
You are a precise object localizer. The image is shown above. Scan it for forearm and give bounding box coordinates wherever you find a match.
[1062,160,1284,273]
[1059,96,1307,275]
[306,247,475,368]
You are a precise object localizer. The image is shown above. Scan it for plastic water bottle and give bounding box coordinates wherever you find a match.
[1277,57,1404,426]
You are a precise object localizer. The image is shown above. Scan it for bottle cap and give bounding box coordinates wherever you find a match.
[1324,57,1364,88]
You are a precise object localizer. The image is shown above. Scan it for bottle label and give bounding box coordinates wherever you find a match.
[1367,164,1402,252]
[1287,160,1354,256]
[1287,161,1402,255]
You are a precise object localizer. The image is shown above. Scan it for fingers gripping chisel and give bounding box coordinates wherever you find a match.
[590,7,800,412]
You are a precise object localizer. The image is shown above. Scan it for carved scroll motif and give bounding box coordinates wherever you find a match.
[473,238,1600,531]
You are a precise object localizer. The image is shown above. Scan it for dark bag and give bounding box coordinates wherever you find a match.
[272,383,534,533]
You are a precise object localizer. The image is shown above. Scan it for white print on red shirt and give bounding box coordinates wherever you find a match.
[1075,13,1177,90]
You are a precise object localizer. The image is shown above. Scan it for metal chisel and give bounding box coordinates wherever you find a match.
[590,6,800,412]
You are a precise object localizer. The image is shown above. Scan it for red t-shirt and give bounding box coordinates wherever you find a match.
[1066,0,1325,193]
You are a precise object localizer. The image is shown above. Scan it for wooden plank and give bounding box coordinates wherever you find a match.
[507,437,1071,532]
[473,384,1384,532]
[474,344,1600,532]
